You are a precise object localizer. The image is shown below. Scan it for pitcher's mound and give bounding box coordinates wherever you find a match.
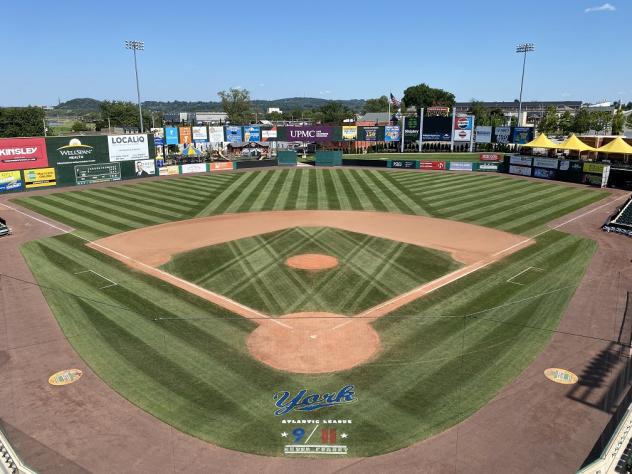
[286,253,339,271]
[247,312,380,374]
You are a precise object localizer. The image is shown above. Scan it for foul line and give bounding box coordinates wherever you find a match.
[2,200,292,329]
[73,270,118,289]
[506,266,544,286]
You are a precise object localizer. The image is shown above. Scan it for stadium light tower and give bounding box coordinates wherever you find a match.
[124,40,145,132]
[515,42,535,127]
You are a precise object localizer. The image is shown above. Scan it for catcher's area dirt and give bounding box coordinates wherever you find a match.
[90,210,531,374]
[286,253,339,271]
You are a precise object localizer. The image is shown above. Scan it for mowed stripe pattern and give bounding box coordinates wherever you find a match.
[160,227,461,316]
[15,169,606,240]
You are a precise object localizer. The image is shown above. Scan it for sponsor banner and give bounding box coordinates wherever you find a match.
[46,136,109,168]
[449,161,473,171]
[75,162,121,185]
[357,126,382,142]
[509,165,532,177]
[285,126,334,142]
[179,127,192,145]
[192,126,208,142]
[181,163,207,174]
[509,155,533,166]
[480,153,502,162]
[209,126,225,143]
[151,128,165,146]
[389,160,418,169]
[108,134,149,162]
[134,159,156,177]
[423,116,452,141]
[419,161,447,171]
[559,160,570,171]
[24,167,56,188]
[404,115,420,142]
[225,126,243,143]
[48,368,83,386]
[262,127,277,141]
[493,126,511,144]
[342,126,357,141]
[533,167,556,180]
[0,137,48,171]
[165,127,179,145]
[454,115,474,131]
[209,161,234,171]
[533,157,558,169]
[475,126,492,143]
[384,126,400,142]
[453,129,472,142]
[244,126,261,142]
[544,368,578,385]
[158,165,180,176]
[478,163,499,172]
[513,127,533,145]
[0,170,22,192]
[583,162,605,174]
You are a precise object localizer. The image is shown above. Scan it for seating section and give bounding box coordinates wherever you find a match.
[0,217,8,237]
[603,196,632,238]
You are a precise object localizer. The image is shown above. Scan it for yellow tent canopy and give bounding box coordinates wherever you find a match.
[556,134,597,152]
[596,137,632,154]
[523,133,559,149]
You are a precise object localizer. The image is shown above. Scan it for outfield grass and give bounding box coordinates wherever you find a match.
[15,169,607,456]
[161,227,460,316]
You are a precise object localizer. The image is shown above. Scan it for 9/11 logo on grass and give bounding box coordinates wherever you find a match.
[282,427,349,455]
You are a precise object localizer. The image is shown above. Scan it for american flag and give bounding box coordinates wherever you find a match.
[390,93,401,107]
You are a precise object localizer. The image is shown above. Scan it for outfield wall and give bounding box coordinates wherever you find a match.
[0,134,157,194]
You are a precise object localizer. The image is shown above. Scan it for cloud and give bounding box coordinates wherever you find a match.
[584,3,615,12]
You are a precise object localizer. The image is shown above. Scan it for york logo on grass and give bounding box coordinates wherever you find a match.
[273,384,356,416]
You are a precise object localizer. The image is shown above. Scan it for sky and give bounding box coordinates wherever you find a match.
[1,0,629,106]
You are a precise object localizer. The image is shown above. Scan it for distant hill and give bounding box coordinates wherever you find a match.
[55,97,367,114]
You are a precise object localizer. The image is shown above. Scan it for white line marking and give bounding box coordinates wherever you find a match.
[73,269,118,290]
[304,425,319,444]
[0,202,74,234]
[506,266,544,286]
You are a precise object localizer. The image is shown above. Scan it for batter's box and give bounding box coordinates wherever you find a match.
[73,270,118,290]
[507,266,545,286]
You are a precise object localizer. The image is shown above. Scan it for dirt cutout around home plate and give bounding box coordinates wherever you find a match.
[286,253,339,271]
[90,210,533,374]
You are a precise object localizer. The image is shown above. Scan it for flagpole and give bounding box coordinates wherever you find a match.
[388,91,391,125]
[400,115,405,153]
[418,108,424,153]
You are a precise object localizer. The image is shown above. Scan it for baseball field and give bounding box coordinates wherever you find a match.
[12,168,608,456]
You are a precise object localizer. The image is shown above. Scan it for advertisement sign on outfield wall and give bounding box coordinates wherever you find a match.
[480,153,502,161]
[225,126,243,143]
[449,162,473,171]
[262,127,277,141]
[342,126,357,141]
[244,126,260,142]
[509,165,532,177]
[45,136,110,187]
[209,126,225,143]
[358,126,381,141]
[108,134,150,162]
[0,137,48,171]
[389,160,418,169]
[0,170,22,192]
[419,161,447,170]
[159,165,180,176]
[509,155,533,166]
[493,126,511,144]
[181,163,207,174]
[179,127,192,145]
[24,167,56,188]
[475,126,492,143]
[478,163,499,171]
[513,127,533,145]
[192,126,208,143]
[165,127,179,145]
[75,162,121,185]
[453,115,473,142]
[209,162,234,171]
[284,126,335,142]
[151,128,164,146]
[533,168,556,180]
[583,162,605,174]
[533,157,558,170]
[423,117,452,141]
[384,126,400,142]
[134,159,156,177]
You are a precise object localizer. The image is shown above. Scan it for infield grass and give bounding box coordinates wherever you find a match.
[15,169,607,456]
[161,226,460,316]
